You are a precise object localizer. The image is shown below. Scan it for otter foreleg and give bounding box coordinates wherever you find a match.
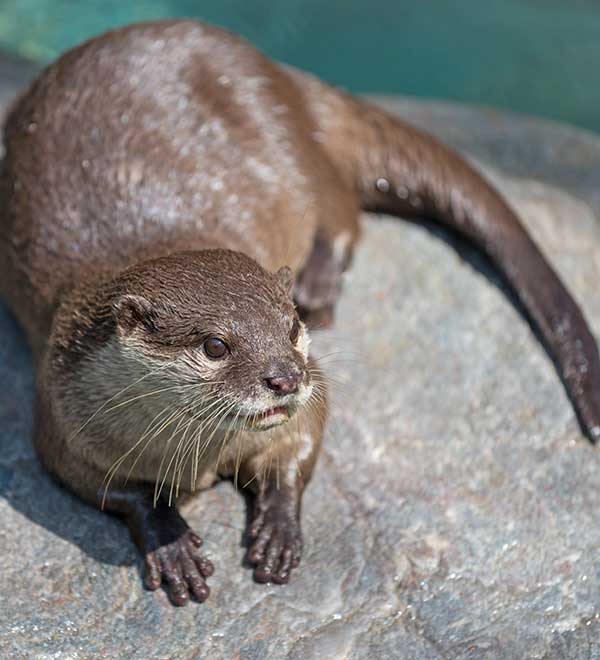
[79,486,211,606]
[247,481,304,584]
[112,490,214,605]
[241,392,326,584]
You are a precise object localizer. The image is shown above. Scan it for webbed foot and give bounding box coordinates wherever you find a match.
[144,529,214,606]
[247,492,303,584]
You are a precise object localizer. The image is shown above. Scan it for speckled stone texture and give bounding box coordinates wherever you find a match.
[2,71,600,658]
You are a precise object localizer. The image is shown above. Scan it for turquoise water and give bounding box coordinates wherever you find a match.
[0,0,599,133]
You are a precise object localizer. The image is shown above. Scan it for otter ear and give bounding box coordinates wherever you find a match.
[275,266,294,295]
[113,294,157,335]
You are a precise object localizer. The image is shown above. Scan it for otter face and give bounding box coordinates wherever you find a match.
[112,250,314,433]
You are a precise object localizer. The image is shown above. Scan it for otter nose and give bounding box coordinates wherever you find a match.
[264,372,302,395]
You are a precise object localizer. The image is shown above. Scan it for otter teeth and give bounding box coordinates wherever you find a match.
[261,405,288,419]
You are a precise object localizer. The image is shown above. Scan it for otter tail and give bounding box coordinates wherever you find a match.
[315,91,600,442]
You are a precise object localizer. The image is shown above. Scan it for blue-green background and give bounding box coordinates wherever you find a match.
[0,1,598,133]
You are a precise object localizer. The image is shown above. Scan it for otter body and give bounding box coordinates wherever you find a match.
[2,20,600,605]
[0,22,357,352]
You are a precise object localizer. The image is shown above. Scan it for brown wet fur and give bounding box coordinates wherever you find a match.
[1,20,600,605]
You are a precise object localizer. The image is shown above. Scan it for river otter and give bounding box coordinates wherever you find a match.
[1,20,599,606]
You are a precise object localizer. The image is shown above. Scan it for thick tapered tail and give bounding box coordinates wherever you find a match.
[325,96,600,441]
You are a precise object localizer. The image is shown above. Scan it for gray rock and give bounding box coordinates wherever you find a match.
[1,71,600,658]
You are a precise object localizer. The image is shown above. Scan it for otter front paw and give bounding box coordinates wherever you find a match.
[247,504,303,584]
[144,530,214,606]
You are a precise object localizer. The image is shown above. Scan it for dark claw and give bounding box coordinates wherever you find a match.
[166,570,189,607]
[187,542,214,577]
[264,537,282,567]
[248,524,273,563]
[254,566,272,583]
[249,511,265,539]
[180,551,210,602]
[272,548,293,584]
[188,532,203,548]
[198,557,214,578]
[144,554,162,591]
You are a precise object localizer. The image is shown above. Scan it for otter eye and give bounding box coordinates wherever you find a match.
[290,318,300,343]
[203,337,228,359]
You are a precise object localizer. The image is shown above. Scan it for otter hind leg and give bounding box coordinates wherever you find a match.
[295,222,359,329]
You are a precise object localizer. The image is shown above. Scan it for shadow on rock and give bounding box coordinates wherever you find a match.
[0,301,138,567]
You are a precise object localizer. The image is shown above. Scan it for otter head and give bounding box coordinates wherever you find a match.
[111,249,313,432]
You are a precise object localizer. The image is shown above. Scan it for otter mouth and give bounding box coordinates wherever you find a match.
[219,393,310,431]
[249,405,291,429]
[261,405,289,419]
[219,404,293,431]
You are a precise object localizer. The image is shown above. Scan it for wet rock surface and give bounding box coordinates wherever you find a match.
[2,70,600,658]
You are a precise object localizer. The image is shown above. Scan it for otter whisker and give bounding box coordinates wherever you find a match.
[173,407,214,496]
[308,365,357,413]
[180,400,233,487]
[174,396,237,497]
[307,394,328,425]
[155,410,204,506]
[168,423,191,506]
[191,395,237,463]
[174,419,200,498]
[264,433,276,485]
[124,404,191,483]
[241,412,261,490]
[309,376,352,402]
[171,394,230,500]
[103,381,214,414]
[315,346,396,380]
[242,413,264,488]
[101,403,187,508]
[153,411,194,507]
[310,371,349,392]
[70,363,171,441]
[230,406,246,491]
[212,399,242,476]
[102,403,178,492]
[310,382,357,425]
[308,363,348,388]
[170,393,226,492]
[295,407,304,481]
[313,349,362,364]
[306,391,333,431]
[213,397,245,471]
